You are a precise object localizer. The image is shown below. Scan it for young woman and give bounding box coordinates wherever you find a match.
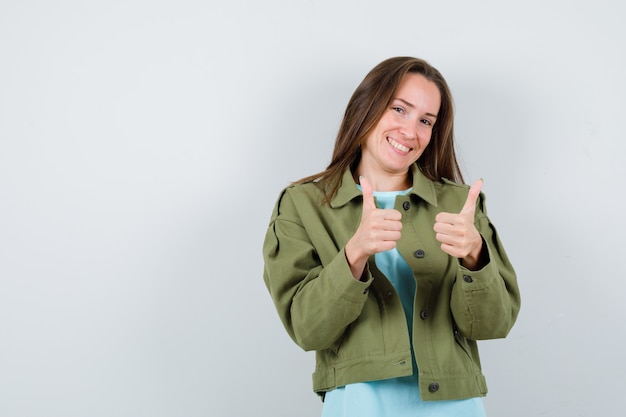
[263,56,520,416]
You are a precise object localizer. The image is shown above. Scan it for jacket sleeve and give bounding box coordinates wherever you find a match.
[262,188,372,352]
[450,193,521,340]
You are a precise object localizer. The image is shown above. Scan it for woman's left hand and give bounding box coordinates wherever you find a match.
[434,179,485,270]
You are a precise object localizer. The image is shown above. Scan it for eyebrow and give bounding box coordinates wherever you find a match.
[395,98,438,119]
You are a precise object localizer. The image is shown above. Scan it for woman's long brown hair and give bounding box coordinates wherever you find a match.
[296,56,464,205]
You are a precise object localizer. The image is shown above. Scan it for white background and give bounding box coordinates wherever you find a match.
[1,1,625,416]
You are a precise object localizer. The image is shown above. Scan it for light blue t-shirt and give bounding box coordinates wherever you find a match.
[321,189,486,417]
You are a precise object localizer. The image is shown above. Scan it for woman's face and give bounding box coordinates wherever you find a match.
[360,73,441,180]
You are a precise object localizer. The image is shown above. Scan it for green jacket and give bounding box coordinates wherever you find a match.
[263,165,520,401]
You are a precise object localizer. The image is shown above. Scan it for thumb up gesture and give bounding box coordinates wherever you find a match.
[434,179,486,270]
[344,177,403,279]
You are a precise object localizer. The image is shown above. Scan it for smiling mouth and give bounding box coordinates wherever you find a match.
[387,137,412,153]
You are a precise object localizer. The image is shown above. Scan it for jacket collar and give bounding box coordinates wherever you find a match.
[330,164,438,208]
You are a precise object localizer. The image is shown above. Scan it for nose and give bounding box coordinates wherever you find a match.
[398,120,417,140]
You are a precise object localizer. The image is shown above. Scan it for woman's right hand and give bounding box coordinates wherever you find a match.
[344,176,403,280]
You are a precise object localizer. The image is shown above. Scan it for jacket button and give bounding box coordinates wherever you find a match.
[463,275,473,283]
[402,201,410,211]
[420,310,428,320]
[413,249,425,258]
[428,382,440,393]
[363,287,369,294]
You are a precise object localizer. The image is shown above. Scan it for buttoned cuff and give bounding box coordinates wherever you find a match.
[329,248,373,301]
[456,243,498,291]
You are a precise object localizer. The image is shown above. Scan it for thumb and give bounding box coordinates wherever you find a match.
[460,179,483,215]
[359,176,376,211]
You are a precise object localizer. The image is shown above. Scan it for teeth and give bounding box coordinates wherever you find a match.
[388,137,410,152]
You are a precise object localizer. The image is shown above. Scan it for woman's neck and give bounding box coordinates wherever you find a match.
[353,168,412,191]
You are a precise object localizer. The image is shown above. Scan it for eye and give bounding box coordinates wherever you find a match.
[421,118,433,126]
[392,106,405,114]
